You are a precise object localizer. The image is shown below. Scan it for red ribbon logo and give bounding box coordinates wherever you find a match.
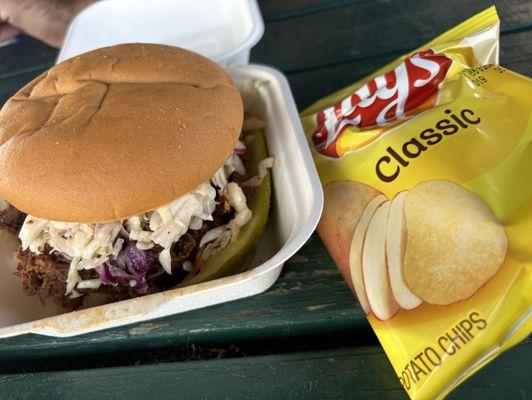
[312,49,452,158]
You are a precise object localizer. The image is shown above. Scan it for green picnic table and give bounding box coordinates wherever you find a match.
[0,1,531,399]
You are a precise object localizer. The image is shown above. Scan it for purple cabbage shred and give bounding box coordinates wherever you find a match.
[95,244,158,294]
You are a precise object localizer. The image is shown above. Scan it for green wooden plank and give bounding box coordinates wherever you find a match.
[0,68,47,105]
[448,338,532,400]
[259,0,369,22]
[0,36,56,77]
[498,29,532,73]
[287,52,400,109]
[0,339,529,400]
[0,346,403,400]
[0,235,371,364]
[251,0,532,72]
[284,29,532,108]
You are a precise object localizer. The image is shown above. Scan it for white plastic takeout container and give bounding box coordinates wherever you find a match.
[0,1,323,338]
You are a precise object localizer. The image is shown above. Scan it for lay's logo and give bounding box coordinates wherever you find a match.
[312,49,452,158]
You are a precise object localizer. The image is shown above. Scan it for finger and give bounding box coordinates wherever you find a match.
[0,23,21,42]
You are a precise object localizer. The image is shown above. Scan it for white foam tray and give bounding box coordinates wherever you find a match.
[0,65,323,337]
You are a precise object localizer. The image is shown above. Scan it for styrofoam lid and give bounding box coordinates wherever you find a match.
[57,0,264,64]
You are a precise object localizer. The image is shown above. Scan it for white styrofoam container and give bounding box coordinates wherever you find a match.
[0,0,324,338]
[0,65,323,338]
[57,0,264,65]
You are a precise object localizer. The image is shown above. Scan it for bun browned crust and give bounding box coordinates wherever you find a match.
[0,43,243,222]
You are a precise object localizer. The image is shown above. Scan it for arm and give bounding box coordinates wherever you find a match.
[0,0,94,47]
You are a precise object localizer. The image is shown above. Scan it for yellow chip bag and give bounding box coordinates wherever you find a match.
[301,7,531,399]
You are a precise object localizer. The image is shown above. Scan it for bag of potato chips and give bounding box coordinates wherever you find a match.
[301,7,531,399]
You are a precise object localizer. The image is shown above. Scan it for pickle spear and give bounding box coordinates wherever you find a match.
[179,129,271,286]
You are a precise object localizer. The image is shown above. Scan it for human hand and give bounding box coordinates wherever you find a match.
[0,0,93,47]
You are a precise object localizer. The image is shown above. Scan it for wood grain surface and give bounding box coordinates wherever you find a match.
[0,339,530,400]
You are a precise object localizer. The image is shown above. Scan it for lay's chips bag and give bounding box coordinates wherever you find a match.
[301,7,531,399]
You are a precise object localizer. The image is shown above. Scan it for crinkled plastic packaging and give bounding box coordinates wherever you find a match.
[301,7,531,399]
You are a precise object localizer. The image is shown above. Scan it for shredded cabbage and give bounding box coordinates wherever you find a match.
[199,225,229,247]
[65,257,81,296]
[19,218,123,296]
[95,244,157,294]
[225,182,252,241]
[76,279,102,290]
[199,181,254,260]
[241,157,274,187]
[234,140,247,155]
[201,230,232,261]
[211,153,246,194]
[18,150,268,297]
[127,182,217,274]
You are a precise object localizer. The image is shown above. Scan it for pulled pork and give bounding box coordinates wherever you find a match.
[3,196,234,311]
[0,204,26,234]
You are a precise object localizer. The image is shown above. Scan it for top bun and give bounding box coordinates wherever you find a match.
[0,43,243,222]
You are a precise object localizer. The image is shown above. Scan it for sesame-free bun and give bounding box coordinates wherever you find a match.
[0,43,243,222]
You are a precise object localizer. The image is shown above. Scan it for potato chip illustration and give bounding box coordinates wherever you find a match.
[403,180,508,305]
[349,193,387,314]
[362,201,399,320]
[385,191,422,310]
[318,181,382,313]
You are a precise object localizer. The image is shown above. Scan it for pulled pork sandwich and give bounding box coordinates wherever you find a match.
[0,43,272,310]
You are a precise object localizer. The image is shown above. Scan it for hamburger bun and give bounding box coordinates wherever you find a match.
[0,43,243,222]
